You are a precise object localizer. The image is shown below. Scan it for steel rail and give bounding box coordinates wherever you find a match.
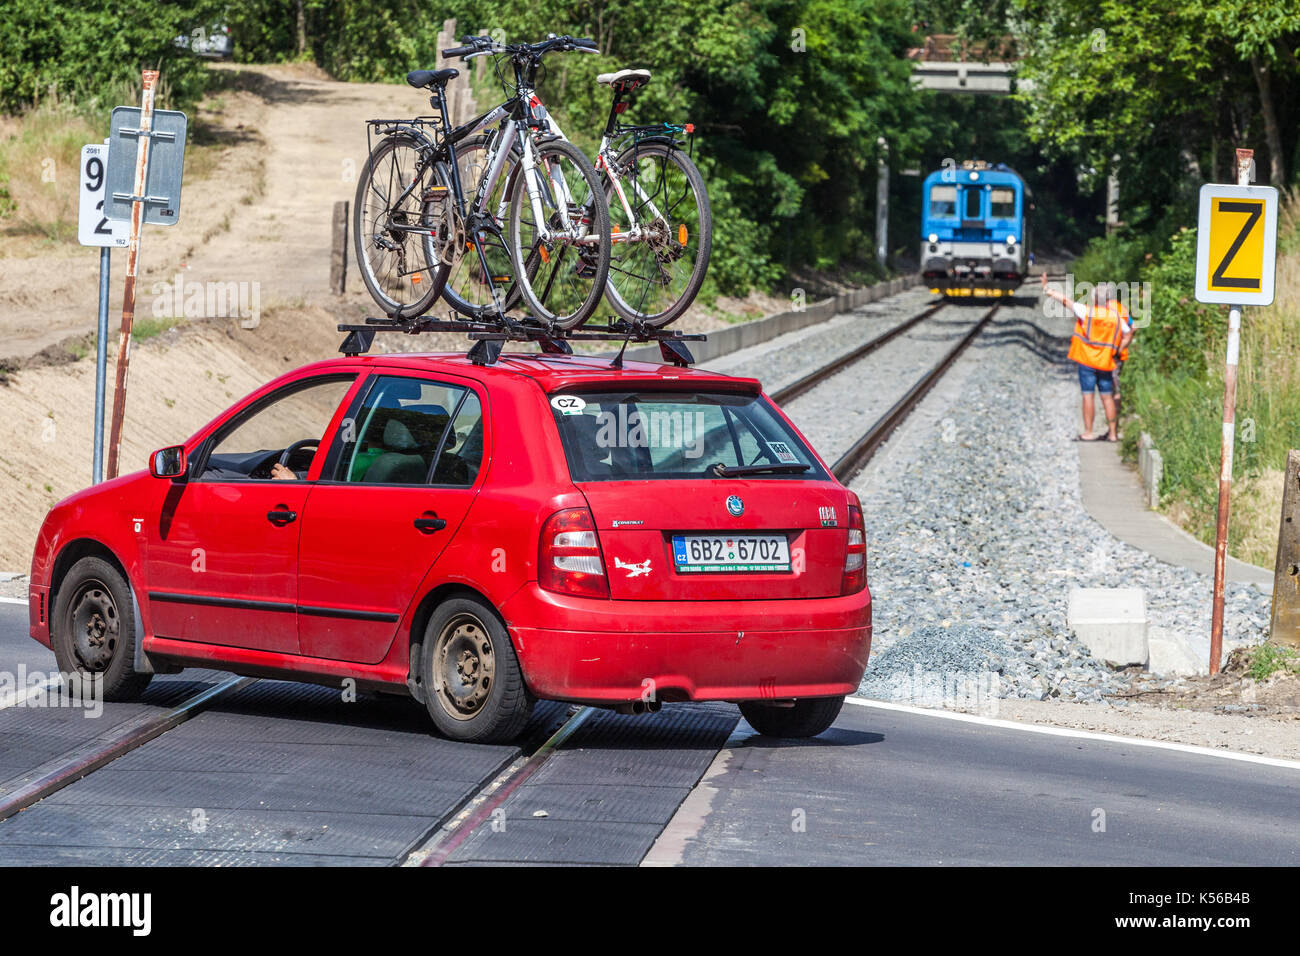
[0,675,253,823]
[831,301,1001,482]
[769,299,946,405]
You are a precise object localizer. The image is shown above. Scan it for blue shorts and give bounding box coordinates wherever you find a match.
[1077,364,1114,394]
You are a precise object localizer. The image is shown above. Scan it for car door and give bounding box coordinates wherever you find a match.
[145,373,359,654]
[296,371,490,663]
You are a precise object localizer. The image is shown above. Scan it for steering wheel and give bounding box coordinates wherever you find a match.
[279,439,320,472]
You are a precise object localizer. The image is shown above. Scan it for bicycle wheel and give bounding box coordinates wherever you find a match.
[604,139,712,327]
[508,138,611,330]
[440,133,527,320]
[353,133,450,317]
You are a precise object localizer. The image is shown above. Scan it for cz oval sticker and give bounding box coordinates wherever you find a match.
[550,395,586,416]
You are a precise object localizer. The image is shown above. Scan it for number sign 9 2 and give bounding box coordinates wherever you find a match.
[78,144,128,248]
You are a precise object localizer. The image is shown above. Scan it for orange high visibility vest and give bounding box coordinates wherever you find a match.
[1116,302,1131,362]
[1068,302,1125,372]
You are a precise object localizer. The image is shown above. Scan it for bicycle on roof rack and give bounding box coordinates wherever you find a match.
[547,68,713,328]
[353,33,612,330]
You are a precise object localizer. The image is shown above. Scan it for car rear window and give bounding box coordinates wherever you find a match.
[549,389,828,482]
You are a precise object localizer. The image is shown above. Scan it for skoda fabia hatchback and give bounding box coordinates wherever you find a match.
[29,353,872,743]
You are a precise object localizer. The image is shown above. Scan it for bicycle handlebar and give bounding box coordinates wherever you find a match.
[441,34,600,61]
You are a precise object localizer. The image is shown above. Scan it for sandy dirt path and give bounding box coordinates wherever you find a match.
[0,63,419,362]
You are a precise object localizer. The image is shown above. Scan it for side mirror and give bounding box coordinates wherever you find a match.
[149,445,188,480]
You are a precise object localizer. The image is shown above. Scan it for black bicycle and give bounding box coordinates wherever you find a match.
[353,34,612,329]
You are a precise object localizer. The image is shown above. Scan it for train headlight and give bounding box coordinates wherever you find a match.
[1007,235,1017,246]
[928,233,938,243]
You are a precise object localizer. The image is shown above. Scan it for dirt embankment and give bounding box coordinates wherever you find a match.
[0,63,428,568]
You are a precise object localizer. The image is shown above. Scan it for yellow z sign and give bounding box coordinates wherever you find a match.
[1196,184,1278,306]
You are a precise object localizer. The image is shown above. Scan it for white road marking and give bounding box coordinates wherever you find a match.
[0,597,28,606]
[0,676,62,710]
[845,695,1300,771]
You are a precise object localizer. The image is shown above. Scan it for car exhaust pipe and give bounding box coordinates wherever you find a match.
[612,700,661,716]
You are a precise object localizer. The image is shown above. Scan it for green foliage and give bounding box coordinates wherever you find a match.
[1009,0,1300,207]
[1246,643,1300,681]
[0,0,208,113]
[0,175,15,220]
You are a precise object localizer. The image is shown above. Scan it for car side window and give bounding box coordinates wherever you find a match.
[332,375,483,486]
[200,376,354,481]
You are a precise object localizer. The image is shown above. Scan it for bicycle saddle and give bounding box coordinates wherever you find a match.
[407,68,460,89]
[596,69,651,93]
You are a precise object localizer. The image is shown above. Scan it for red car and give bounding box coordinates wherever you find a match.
[28,353,872,742]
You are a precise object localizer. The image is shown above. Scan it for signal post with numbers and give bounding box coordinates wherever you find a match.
[1194,148,1279,674]
[77,143,128,484]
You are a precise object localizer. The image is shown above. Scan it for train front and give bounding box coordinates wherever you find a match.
[920,162,1028,297]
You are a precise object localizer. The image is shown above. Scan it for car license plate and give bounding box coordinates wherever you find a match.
[671,534,790,573]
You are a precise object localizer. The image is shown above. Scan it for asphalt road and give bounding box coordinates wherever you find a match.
[649,700,1300,866]
[2,606,1297,866]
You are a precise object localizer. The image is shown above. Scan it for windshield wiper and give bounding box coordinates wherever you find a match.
[710,462,810,477]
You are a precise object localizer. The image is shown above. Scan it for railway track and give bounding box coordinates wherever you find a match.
[0,284,1003,865]
[764,295,1006,482]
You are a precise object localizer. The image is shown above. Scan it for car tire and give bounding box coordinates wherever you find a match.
[51,556,152,702]
[739,696,844,738]
[419,596,533,744]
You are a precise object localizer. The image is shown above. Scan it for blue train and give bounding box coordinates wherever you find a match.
[920,161,1032,296]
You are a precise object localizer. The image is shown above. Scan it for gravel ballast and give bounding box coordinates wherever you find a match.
[751,290,1272,707]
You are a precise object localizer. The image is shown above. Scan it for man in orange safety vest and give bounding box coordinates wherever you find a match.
[1042,275,1133,442]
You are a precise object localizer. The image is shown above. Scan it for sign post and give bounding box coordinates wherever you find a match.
[101,72,187,479]
[76,143,128,484]
[1194,148,1279,674]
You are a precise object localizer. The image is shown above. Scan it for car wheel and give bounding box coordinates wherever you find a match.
[51,556,152,702]
[739,696,844,738]
[419,596,533,744]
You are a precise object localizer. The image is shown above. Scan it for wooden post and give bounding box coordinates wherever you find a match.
[1269,450,1300,648]
[106,69,158,480]
[330,200,348,294]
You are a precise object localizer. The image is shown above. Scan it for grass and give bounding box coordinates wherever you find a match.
[1123,193,1300,569]
[1245,643,1300,681]
[0,73,235,255]
[131,317,183,342]
[0,99,102,245]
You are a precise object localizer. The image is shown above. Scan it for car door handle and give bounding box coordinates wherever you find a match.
[414,515,446,533]
[267,508,297,525]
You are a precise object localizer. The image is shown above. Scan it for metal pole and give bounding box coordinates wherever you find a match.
[1209,147,1254,675]
[105,69,157,480]
[876,137,889,270]
[93,246,110,484]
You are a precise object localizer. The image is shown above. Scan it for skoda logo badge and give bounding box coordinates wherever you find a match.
[726,495,744,517]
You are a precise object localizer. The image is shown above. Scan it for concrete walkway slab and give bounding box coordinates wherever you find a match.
[1076,441,1272,591]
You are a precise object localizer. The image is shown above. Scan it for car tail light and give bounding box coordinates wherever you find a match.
[539,508,609,598]
[842,497,866,594]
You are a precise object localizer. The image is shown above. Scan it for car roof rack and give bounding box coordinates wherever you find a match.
[337,312,706,368]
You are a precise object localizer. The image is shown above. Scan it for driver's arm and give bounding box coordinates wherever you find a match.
[270,462,296,480]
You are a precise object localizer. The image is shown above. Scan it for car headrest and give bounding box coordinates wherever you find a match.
[375,379,426,406]
[383,418,418,450]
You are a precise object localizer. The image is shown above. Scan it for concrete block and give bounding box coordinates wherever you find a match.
[1067,587,1148,667]
[1146,627,1206,676]
[1147,448,1162,509]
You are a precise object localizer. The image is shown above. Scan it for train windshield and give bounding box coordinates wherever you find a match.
[964,187,982,219]
[929,185,957,218]
[990,187,1017,219]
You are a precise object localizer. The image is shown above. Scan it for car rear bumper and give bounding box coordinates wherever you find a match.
[501,585,871,703]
